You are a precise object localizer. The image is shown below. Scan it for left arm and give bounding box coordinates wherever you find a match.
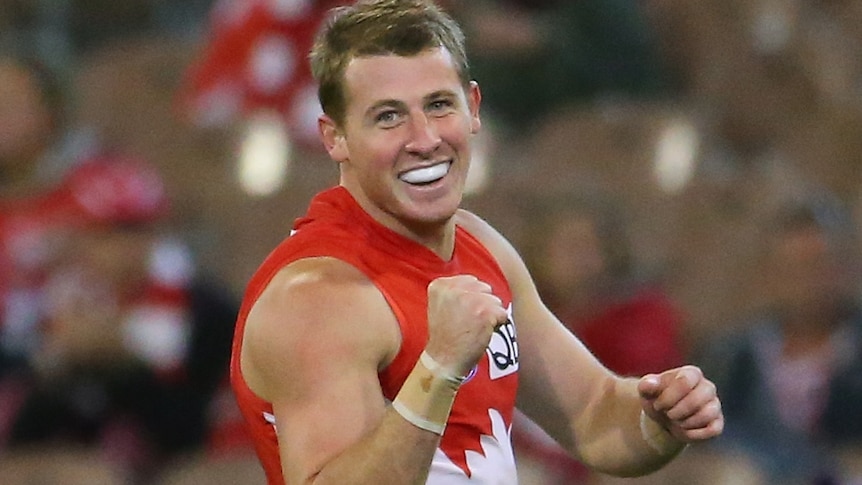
[457,210,723,477]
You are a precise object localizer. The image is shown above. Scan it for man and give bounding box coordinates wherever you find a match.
[0,54,237,481]
[700,194,862,483]
[230,1,723,484]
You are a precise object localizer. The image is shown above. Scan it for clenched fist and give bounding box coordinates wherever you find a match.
[638,365,724,444]
[424,275,509,378]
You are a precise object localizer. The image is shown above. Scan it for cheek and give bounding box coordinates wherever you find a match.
[443,117,473,145]
[349,130,401,165]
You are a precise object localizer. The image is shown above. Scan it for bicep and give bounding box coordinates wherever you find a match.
[241,259,400,483]
[273,352,389,483]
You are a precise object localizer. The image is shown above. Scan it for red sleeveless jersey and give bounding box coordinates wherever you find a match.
[230,187,520,484]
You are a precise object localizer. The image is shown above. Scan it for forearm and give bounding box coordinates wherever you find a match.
[306,408,439,484]
[296,353,461,485]
[575,377,685,477]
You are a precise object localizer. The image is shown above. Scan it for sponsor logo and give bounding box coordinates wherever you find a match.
[486,303,518,380]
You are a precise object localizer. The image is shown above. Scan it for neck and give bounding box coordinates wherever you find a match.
[342,184,458,261]
[409,221,456,260]
[382,209,456,261]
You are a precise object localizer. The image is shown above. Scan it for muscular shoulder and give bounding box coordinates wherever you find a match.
[454,209,525,283]
[454,208,549,326]
[241,256,401,400]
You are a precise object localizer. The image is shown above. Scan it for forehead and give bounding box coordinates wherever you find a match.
[342,47,463,109]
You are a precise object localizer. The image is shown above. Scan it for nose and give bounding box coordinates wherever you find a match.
[404,112,441,156]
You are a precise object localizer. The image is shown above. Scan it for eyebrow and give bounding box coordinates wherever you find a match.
[424,89,459,103]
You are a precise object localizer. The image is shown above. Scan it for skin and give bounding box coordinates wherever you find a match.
[239,47,723,485]
[0,58,159,372]
[322,48,480,255]
[766,225,855,357]
[0,59,54,196]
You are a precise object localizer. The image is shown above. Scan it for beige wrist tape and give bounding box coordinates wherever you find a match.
[392,351,462,435]
[419,351,467,386]
[639,410,686,455]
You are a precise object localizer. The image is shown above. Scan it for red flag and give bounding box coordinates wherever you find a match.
[176,0,347,148]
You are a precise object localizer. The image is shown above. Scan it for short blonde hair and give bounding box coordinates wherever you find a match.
[309,0,470,126]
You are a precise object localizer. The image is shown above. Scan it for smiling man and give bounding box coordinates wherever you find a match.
[229,1,724,484]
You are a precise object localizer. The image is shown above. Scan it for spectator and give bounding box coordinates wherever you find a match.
[0,53,238,483]
[699,192,862,484]
[447,0,670,136]
[513,189,687,483]
[525,190,686,376]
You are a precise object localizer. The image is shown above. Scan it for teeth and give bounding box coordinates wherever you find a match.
[399,162,449,184]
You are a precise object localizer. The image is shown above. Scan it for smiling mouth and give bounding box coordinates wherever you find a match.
[398,162,451,185]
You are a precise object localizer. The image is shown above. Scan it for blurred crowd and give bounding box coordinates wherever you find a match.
[2,0,862,484]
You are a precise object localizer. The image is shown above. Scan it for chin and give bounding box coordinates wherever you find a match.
[416,193,462,219]
[408,207,456,226]
[397,202,458,230]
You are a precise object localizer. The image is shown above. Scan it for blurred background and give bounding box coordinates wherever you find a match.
[2,0,862,483]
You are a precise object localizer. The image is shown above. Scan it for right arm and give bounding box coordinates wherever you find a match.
[239,257,504,484]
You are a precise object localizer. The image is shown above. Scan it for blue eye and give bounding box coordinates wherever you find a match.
[429,99,452,111]
[427,98,456,117]
[375,110,401,127]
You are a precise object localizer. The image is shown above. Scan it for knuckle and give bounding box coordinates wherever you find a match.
[704,379,717,395]
[708,399,721,415]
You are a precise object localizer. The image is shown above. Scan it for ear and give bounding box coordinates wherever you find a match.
[318,114,348,162]
[467,80,482,135]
